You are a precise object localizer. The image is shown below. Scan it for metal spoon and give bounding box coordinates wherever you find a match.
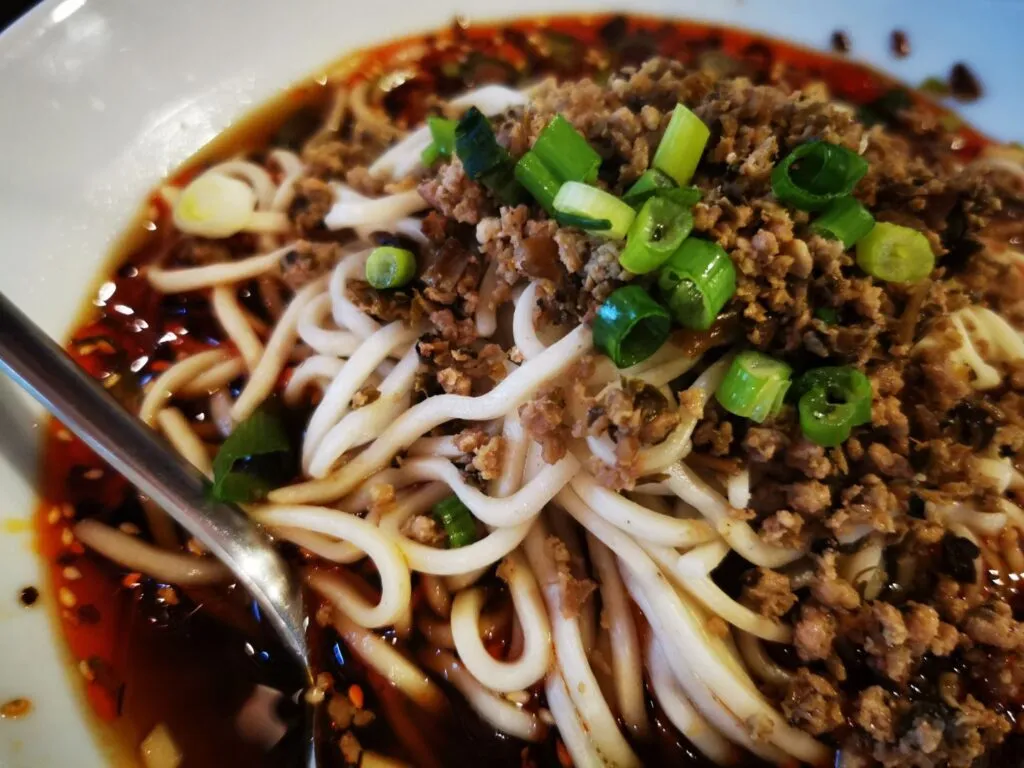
[0,292,318,766]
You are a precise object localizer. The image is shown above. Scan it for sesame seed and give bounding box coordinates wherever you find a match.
[78,660,95,681]
[56,429,73,442]
[58,587,77,608]
[47,507,61,525]
[62,566,82,581]
[83,468,104,481]
[60,528,74,547]
[118,522,141,536]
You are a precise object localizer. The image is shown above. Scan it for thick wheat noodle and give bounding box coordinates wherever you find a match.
[329,610,445,712]
[491,412,528,498]
[928,500,1008,536]
[155,408,212,477]
[444,567,490,593]
[270,509,383,566]
[1001,498,1024,531]
[230,277,326,420]
[380,484,533,575]
[665,463,804,568]
[476,258,502,338]
[252,508,410,628]
[393,604,414,639]
[406,435,469,458]
[326,249,381,339]
[139,349,232,425]
[283,356,345,406]
[546,507,597,656]
[417,612,455,648]
[178,356,247,397]
[523,521,640,768]
[378,455,578,528]
[450,551,551,692]
[513,281,558,360]
[647,635,741,766]
[368,84,528,179]
[349,80,404,139]
[303,322,421,472]
[570,471,716,547]
[586,533,649,740]
[74,519,228,585]
[841,539,885,601]
[642,540,793,643]
[727,469,751,510]
[211,285,265,370]
[735,630,795,688]
[560,490,828,765]
[324,188,428,234]
[634,356,732,474]
[147,245,290,293]
[419,649,548,742]
[297,292,364,357]
[268,326,592,505]
[421,574,452,618]
[208,159,277,208]
[307,345,422,476]
[267,149,305,211]
[543,671,604,768]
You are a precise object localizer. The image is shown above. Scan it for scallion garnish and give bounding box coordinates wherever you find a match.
[656,237,736,330]
[433,496,477,549]
[618,197,693,274]
[623,168,702,209]
[365,246,417,289]
[421,116,457,166]
[553,211,612,231]
[514,151,562,214]
[553,181,636,239]
[715,351,793,424]
[592,285,672,368]
[532,114,601,184]
[771,141,868,211]
[652,103,710,186]
[793,366,873,446]
[210,405,291,502]
[814,307,839,325]
[810,197,876,248]
[855,221,934,283]
[455,107,524,205]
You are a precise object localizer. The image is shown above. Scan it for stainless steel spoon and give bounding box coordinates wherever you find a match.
[0,292,318,765]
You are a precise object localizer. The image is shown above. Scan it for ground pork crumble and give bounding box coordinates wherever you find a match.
[267,49,1024,766]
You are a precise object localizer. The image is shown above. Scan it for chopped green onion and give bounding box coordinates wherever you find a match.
[592,286,671,368]
[533,114,601,184]
[480,164,526,206]
[814,307,839,325]
[794,366,873,447]
[515,151,562,213]
[421,116,457,166]
[554,211,612,231]
[618,197,693,274]
[855,221,935,283]
[652,103,710,186]
[656,237,736,330]
[452,107,525,204]
[771,142,869,211]
[623,169,702,209]
[455,107,508,179]
[810,197,876,248]
[428,116,456,156]
[553,182,636,239]
[433,496,477,549]
[421,143,442,167]
[715,351,793,424]
[211,405,291,502]
[365,246,417,289]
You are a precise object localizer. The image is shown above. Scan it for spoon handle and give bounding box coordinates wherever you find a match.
[0,292,310,676]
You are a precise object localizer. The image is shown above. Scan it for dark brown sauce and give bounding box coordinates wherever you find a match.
[33,13,996,767]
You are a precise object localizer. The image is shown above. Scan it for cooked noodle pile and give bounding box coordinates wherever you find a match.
[72,51,1024,768]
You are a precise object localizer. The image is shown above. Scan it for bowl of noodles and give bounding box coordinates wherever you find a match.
[2,1,1024,767]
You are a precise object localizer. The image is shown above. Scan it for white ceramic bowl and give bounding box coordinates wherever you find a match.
[1,1,1022,765]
